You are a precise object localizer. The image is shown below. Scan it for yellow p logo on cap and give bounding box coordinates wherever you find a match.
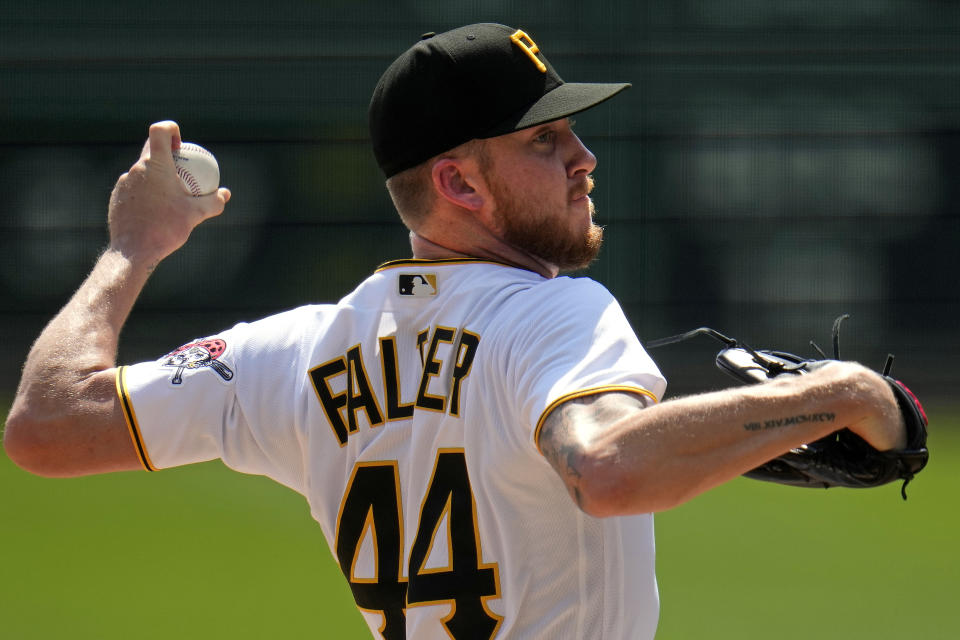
[510,29,547,73]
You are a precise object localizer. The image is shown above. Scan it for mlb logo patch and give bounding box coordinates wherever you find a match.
[398,273,437,297]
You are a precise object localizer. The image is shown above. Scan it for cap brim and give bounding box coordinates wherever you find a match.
[483,81,631,137]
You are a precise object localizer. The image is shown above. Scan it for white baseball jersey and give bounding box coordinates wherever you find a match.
[117,259,667,639]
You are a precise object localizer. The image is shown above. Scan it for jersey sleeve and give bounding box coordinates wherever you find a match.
[496,277,667,447]
[116,308,317,493]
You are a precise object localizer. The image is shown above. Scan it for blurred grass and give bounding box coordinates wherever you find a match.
[656,402,960,639]
[2,401,958,639]
[0,420,368,639]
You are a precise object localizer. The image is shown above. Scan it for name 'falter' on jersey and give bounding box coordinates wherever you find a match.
[308,326,481,446]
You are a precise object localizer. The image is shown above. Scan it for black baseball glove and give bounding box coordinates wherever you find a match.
[645,316,929,499]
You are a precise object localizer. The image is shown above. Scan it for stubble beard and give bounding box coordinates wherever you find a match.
[488,174,604,272]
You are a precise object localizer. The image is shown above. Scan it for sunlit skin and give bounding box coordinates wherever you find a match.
[481,118,604,271]
[410,118,603,278]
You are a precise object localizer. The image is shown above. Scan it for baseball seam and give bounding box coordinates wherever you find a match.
[177,165,203,196]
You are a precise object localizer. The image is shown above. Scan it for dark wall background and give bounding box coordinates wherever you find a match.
[2,1,958,400]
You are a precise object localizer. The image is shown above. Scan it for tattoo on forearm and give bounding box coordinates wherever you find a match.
[539,393,645,510]
[540,409,587,508]
[744,412,836,432]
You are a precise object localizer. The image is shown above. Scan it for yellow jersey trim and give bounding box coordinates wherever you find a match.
[533,385,660,454]
[374,258,512,273]
[115,366,157,472]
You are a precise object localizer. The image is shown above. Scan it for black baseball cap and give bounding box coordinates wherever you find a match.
[369,23,630,178]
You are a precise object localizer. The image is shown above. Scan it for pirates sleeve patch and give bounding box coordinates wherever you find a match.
[160,338,234,385]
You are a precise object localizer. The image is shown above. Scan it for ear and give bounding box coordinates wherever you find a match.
[431,158,487,212]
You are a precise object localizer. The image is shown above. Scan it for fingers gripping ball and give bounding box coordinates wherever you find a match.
[172,143,220,196]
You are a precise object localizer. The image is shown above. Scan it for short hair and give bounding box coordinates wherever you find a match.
[385,161,435,230]
[385,139,490,230]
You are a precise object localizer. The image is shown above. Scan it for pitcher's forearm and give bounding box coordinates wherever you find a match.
[5,121,229,477]
[540,362,900,516]
[14,248,152,415]
[597,378,848,510]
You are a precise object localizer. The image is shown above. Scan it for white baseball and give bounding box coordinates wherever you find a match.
[172,142,220,196]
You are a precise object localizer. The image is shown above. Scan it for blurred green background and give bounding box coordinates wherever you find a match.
[2,1,959,638]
